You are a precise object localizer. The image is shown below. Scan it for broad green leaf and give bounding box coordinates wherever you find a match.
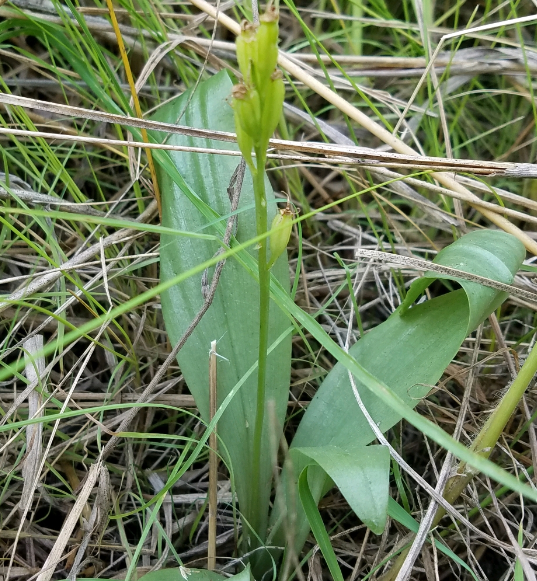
[152,71,292,542]
[294,445,390,533]
[139,565,251,581]
[270,230,525,558]
[401,230,523,332]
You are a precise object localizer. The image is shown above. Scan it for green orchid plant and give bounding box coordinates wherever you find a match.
[152,8,533,581]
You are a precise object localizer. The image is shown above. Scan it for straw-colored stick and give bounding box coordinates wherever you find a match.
[208,340,218,571]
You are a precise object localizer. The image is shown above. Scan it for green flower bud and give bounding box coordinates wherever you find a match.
[260,70,285,144]
[232,84,258,166]
[255,8,279,93]
[234,111,254,169]
[268,199,293,269]
[236,21,258,85]
[232,84,262,141]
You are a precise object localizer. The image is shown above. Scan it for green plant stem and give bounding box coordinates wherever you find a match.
[250,149,270,539]
[380,339,537,581]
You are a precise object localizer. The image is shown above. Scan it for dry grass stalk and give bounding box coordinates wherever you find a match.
[20,335,46,515]
[36,461,103,581]
[3,115,537,177]
[208,339,218,571]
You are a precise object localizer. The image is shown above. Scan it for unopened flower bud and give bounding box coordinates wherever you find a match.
[255,8,279,92]
[234,115,254,169]
[260,71,285,144]
[232,84,258,165]
[268,199,294,269]
[232,84,262,141]
[236,21,258,84]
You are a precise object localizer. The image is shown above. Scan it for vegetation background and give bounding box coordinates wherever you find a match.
[0,0,537,580]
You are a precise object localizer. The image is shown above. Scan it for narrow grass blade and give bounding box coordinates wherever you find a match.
[297,468,344,581]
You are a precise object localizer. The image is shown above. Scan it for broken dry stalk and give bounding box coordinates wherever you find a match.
[208,340,218,571]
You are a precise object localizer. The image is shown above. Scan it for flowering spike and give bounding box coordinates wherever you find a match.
[232,8,284,170]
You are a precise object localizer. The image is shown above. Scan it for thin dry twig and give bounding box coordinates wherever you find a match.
[3,117,537,177]
[208,339,218,571]
[35,462,104,581]
[356,249,537,304]
[20,335,46,517]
